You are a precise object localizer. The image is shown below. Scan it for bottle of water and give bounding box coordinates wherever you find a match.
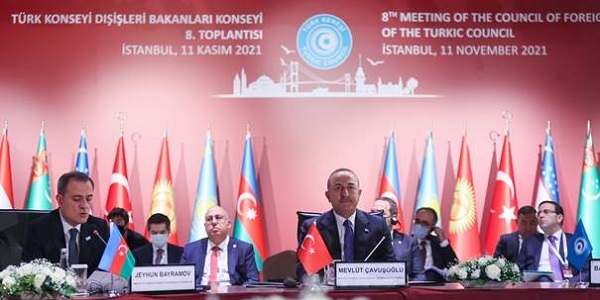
[59,248,69,269]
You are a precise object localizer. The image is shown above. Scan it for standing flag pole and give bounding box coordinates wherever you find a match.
[577,120,600,258]
[26,121,52,210]
[75,125,90,176]
[413,131,442,227]
[448,131,481,261]
[189,127,219,242]
[148,130,179,245]
[233,126,268,271]
[534,121,560,208]
[105,113,135,229]
[0,121,15,209]
[483,112,518,254]
[378,130,405,232]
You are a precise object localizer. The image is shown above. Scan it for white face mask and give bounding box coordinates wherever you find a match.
[412,224,430,240]
[151,234,168,248]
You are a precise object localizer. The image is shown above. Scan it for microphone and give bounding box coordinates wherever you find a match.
[283,277,299,288]
[364,235,387,262]
[91,226,108,245]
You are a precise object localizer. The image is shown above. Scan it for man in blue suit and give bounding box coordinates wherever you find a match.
[494,205,538,263]
[371,197,426,281]
[296,168,396,279]
[133,213,183,265]
[181,205,259,287]
[517,201,590,282]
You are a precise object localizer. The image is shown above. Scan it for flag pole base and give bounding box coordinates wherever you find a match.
[104,290,120,298]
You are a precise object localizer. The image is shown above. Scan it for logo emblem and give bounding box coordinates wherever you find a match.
[296,14,352,70]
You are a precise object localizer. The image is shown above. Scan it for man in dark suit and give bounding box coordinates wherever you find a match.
[494,205,538,263]
[180,205,258,287]
[412,207,457,282]
[133,213,182,265]
[108,207,149,251]
[518,201,590,282]
[22,171,109,272]
[296,168,396,279]
[371,197,425,281]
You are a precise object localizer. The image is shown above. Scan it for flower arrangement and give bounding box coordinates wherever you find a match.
[447,255,521,285]
[0,259,77,298]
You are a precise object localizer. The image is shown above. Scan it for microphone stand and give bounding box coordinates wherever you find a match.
[93,230,120,298]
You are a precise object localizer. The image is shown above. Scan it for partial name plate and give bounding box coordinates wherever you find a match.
[335,261,406,289]
[590,259,600,286]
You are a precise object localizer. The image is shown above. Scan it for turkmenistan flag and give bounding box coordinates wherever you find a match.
[26,125,52,210]
[577,121,600,258]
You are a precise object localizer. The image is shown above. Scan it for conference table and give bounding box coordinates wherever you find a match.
[81,282,600,300]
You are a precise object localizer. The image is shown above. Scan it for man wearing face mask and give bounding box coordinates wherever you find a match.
[412,207,457,282]
[107,207,149,251]
[133,213,183,265]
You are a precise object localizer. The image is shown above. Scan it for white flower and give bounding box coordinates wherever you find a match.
[2,276,16,287]
[478,256,490,265]
[18,263,34,276]
[485,264,501,281]
[471,269,481,279]
[34,274,46,290]
[512,264,520,273]
[40,266,53,276]
[65,275,76,287]
[495,258,506,268]
[50,267,66,282]
[447,265,458,277]
[457,267,468,280]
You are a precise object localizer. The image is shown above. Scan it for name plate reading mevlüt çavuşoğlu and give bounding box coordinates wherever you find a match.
[130,264,195,294]
[334,261,406,289]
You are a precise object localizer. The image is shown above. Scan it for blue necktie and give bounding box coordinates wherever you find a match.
[548,236,563,281]
[68,228,79,265]
[343,219,354,261]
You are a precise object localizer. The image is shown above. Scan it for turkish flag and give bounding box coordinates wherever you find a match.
[104,135,134,230]
[297,222,333,275]
[483,135,518,254]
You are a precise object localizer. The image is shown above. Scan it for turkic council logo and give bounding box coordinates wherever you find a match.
[296,14,352,70]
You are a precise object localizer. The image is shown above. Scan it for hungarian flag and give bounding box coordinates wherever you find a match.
[448,135,481,261]
[414,132,441,227]
[26,125,52,210]
[233,130,268,271]
[534,122,560,208]
[298,221,333,275]
[483,135,518,255]
[148,133,178,245]
[0,124,14,209]
[576,121,600,258]
[99,223,136,280]
[74,129,89,176]
[378,132,405,232]
[189,129,219,242]
[105,135,134,229]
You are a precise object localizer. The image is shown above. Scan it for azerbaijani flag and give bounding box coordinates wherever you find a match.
[378,132,405,232]
[98,223,136,280]
[233,129,268,271]
[189,129,219,242]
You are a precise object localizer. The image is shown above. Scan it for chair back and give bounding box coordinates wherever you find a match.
[262,250,297,282]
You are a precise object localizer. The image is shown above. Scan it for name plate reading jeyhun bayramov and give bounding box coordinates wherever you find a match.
[131,265,195,294]
[335,261,407,289]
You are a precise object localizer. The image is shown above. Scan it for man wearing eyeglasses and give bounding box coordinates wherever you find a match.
[180,205,259,287]
[517,201,590,282]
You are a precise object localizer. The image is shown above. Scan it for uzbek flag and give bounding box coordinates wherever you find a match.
[98,223,136,280]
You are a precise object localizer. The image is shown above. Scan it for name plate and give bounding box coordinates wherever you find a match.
[590,259,600,286]
[335,261,406,289]
[131,265,195,294]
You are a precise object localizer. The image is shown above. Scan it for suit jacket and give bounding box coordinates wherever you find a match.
[494,231,521,263]
[392,231,426,280]
[296,209,396,279]
[517,232,590,282]
[22,209,109,272]
[133,243,183,266]
[180,237,259,286]
[422,234,458,282]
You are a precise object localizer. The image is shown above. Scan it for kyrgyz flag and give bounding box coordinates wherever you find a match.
[298,221,333,275]
[26,124,52,210]
[448,135,481,261]
[576,121,600,258]
[378,132,405,232]
[148,133,178,245]
[534,122,560,208]
[99,223,136,280]
[0,124,14,209]
[484,135,518,255]
[105,134,134,229]
[233,130,268,271]
[414,132,441,227]
[189,129,219,242]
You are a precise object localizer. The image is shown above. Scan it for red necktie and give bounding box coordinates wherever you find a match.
[209,246,219,283]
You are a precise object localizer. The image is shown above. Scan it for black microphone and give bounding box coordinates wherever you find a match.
[283,277,299,288]
[364,235,387,262]
[91,226,108,245]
